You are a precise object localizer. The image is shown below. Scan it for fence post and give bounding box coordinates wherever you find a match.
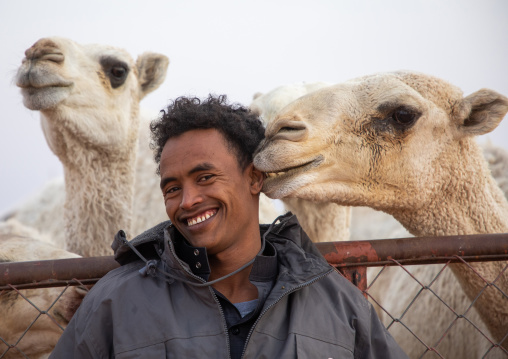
[338,266,367,298]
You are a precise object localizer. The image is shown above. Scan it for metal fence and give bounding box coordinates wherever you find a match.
[1,233,507,358]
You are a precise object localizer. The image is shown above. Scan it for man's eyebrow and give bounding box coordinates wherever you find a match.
[189,162,215,175]
[160,162,216,190]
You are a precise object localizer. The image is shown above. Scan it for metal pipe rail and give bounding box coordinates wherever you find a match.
[1,233,507,291]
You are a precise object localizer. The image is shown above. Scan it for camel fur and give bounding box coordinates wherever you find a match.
[0,219,84,359]
[254,71,508,358]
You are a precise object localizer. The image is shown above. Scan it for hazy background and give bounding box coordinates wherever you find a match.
[1,0,507,215]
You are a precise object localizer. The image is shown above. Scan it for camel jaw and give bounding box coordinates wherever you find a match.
[20,86,72,111]
[261,155,324,198]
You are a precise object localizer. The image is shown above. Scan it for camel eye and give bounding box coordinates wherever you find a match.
[392,108,416,124]
[280,126,299,132]
[107,65,128,88]
[111,66,126,79]
[100,56,129,89]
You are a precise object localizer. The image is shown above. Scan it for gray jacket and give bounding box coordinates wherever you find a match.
[50,213,407,358]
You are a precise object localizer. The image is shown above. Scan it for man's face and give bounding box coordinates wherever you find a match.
[159,129,263,256]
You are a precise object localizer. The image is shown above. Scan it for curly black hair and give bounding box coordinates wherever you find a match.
[150,94,265,174]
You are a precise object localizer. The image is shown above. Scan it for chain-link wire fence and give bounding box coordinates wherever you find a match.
[1,234,507,358]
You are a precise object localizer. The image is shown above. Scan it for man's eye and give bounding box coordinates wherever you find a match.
[165,186,180,195]
[198,175,214,182]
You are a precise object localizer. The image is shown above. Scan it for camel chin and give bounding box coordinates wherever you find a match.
[262,167,319,199]
[21,86,71,111]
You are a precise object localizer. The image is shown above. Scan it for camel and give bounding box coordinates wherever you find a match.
[253,71,508,358]
[5,35,173,349]
[250,81,487,358]
[13,36,171,256]
[251,83,351,242]
[0,219,84,359]
[10,37,281,256]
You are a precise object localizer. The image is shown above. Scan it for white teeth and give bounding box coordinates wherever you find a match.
[187,211,215,227]
[266,172,285,178]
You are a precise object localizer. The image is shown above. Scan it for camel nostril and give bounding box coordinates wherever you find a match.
[272,121,308,142]
[24,39,62,62]
[39,53,65,63]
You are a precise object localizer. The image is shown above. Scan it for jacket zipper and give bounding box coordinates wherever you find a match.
[167,239,231,358]
[210,287,232,359]
[240,267,334,359]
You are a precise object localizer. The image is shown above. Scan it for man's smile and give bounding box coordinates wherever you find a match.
[186,209,218,227]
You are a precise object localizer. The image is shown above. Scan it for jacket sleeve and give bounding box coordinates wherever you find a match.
[49,287,113,358]
[354,302,409,359]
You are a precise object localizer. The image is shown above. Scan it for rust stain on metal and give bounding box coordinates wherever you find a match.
[319,241,380,266]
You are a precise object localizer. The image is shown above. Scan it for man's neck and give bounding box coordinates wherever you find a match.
[211,263,259,303]
[207,227,262,303]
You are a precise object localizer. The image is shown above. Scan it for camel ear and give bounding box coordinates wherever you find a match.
[252,92,263,100]
[136,52,169,99]
[454,89,508,138]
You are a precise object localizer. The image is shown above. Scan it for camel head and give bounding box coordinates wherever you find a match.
[254,71,508,214]
[15,37,169,159]
[250,82,332,126]
[250,82,353,243]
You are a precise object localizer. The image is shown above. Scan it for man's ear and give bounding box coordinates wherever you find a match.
[247,163,264,195]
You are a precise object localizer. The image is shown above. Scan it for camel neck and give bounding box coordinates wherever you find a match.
[391,141,508,237]
[387,140,508,344]
[43,115,139,257]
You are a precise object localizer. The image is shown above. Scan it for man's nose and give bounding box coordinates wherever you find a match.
[179,185,203,210]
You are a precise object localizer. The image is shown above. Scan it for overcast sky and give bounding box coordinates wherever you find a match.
[1,0,507,215]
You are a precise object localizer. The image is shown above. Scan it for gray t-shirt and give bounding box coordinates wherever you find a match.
[233,299,259,318]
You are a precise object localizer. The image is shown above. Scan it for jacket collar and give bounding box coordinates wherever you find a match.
[112,212,331,285]
[163,225,279,282]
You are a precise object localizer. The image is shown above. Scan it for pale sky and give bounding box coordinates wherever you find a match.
[1,0,507,215]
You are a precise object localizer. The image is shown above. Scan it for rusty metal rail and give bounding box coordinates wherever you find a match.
[317,232,508,267]
[1,233,507,291]
[0,256,119,290]
[315,233,508,293]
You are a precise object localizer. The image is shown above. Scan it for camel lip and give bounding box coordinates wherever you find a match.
[18,83,72,90]
[16,67,73,89]
[17,79,73,89]
[264,155,323,181]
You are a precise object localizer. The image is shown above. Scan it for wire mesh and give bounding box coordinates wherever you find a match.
[1,234,507,358]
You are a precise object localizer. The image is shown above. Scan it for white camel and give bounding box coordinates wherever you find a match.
[0,219,84,359]
[254,71,508,358]
[10,37,280,257]
[12,36,170,256]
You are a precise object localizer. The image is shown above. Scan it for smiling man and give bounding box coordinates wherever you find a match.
[50,95,407,358]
